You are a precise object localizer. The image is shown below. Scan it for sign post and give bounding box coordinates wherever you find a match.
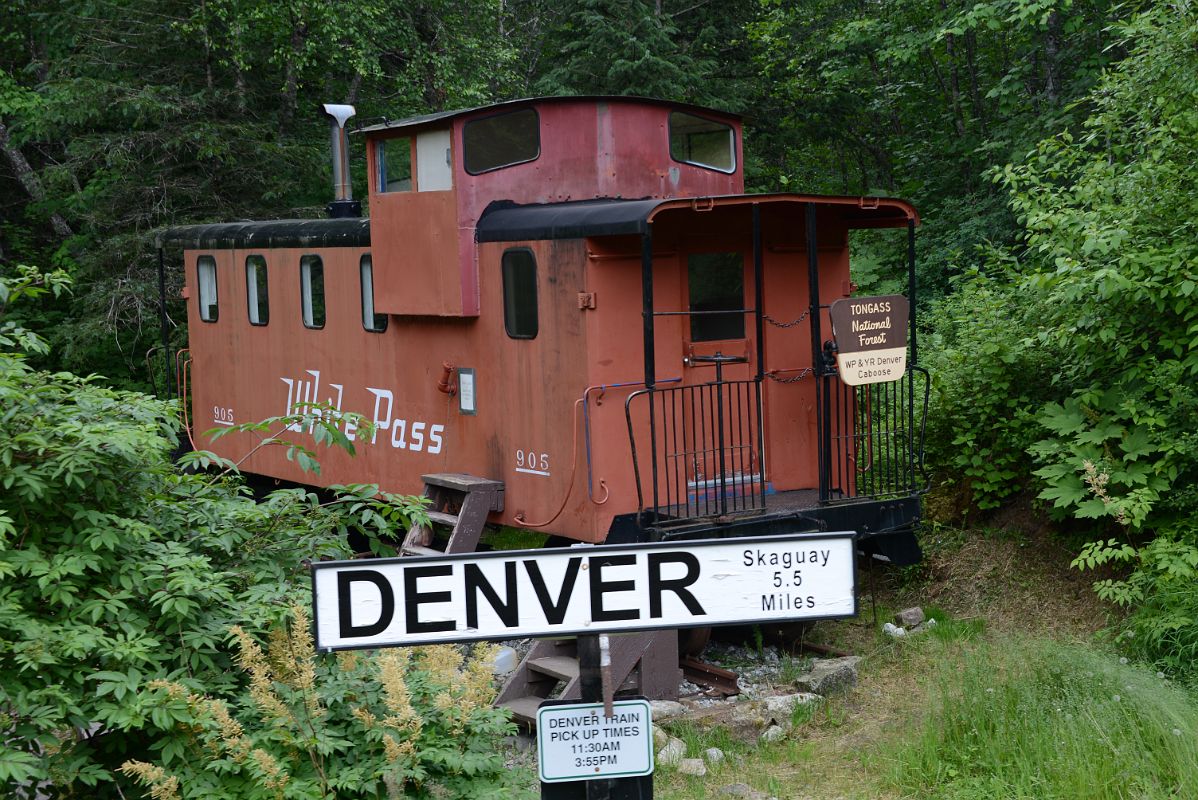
[309,532,858,799]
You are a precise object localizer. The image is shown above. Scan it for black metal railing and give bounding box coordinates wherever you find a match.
[822,365,930,502]
[626,377,766,525]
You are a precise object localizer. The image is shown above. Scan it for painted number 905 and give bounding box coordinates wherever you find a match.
[515,450,549,475]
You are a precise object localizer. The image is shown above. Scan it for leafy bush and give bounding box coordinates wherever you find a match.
[121,607,519,799]
[920,269,1060,512]
[0,267,435,795]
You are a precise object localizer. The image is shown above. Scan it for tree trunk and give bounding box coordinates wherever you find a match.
[278,19,306,141]
[0,119,73,240]
[1043,9,1062,105]
[965,29,988,136]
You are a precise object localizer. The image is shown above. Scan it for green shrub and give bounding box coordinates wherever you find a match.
[921,270,1060,512]
[0,267,431,794]
[121,607,520,799]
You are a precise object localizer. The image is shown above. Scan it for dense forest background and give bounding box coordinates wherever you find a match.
[2,0,1197,795]
[1,0,1128,385]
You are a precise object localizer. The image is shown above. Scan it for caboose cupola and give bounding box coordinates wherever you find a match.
[358,96,743,318]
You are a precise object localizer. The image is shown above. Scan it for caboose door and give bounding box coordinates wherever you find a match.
[660,246,767,520]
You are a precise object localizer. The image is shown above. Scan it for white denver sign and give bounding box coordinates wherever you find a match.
[311,533,856,650]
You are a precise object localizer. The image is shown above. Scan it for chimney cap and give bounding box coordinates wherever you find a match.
[322,103,356,129]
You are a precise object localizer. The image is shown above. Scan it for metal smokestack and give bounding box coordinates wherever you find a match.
[323,103,361,218]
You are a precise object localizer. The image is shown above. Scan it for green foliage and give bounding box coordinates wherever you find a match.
[534,0,701,100]
[886,637,1198,799]
[122,609,519,800]
[748,0,1120,297]
[0,268,434,795]
[920,270,1059,511]
[986,5,1198,673]
[1,0,518,386]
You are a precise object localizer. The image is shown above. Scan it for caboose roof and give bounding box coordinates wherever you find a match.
[155,217,371,249]
[354,95,741,134]
[475,194,919,242]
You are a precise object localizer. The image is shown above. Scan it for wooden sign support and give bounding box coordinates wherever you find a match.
[540,635,653,800]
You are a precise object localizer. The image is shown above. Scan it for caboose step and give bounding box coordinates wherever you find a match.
[499,696,544,725]
[527,656,580,682]
[400,544,442,557]
[424,510,460,527]
[495,632,680,729]
[400,473,504,557]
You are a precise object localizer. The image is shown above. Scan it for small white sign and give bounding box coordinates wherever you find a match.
[537,699,653,783]
[458,368,476,415]
[310,532,856,650]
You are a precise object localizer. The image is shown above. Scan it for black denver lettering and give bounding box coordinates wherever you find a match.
[647,552,705,617]
[337,570,395,639]
[523,557,582,624]
[464,561,519,629]
[589,555,639,621]
[404,564,454,634]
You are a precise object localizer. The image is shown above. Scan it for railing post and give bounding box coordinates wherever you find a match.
[806,204,829,503]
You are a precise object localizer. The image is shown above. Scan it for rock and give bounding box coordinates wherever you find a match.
[491,646,519,676]
[652,724,669,751]
[649,700,687,720]
[678,758,707,776]
[894,607,925,628]
[717,784,774,800]
[763,692,822,721]
[910,617,939,635]
[657,737,686,766]
[795,656,862,696]
[882,622,907,638]
[760,724,787,742]
[704,747,725,764]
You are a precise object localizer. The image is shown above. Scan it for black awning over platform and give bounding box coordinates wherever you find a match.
[475,193,918,243]
[476,198,662,242]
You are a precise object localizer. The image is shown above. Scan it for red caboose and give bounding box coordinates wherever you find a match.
[160,96,927,564]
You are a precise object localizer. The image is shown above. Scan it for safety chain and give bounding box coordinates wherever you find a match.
[765,367,814,384]
[763,310,811,328]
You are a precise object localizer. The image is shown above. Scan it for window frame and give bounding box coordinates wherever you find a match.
[299,254,326,330]
[360,254,387,333]
[668,111,737,175]
[245,254,269,326]
[463,108,541,175]
[197,255,218,323]
[501,247,539,340]
[375,136,413,193]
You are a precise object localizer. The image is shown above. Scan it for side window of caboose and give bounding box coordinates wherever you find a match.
[669,112,735,173]
[245,255,269,326]
[197,256,218,322]
[688,252,744,342]
[501,249,538,339]
[300,255,325,329]
[360,255,387,332]
[376,137,412,192]
[463,108,539,175]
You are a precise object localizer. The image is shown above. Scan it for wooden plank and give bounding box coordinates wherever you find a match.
[528,656,580,682]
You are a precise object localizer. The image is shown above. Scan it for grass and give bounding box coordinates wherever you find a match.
[652,609,1198,799]
[882,637,1198,799]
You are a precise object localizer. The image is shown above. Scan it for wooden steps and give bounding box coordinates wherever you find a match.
[399,473,504,556]
[496,632,681,728]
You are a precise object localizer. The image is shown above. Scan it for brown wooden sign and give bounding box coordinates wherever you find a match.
[829,295,909,386]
